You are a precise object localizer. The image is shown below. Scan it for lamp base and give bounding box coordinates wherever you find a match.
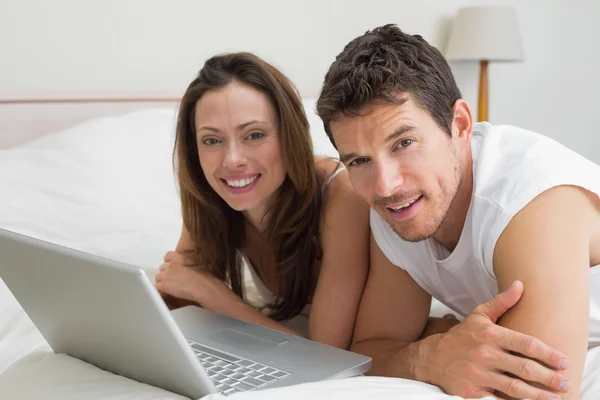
[478,60,488,122]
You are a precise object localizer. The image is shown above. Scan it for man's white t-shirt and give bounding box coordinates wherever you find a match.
[370,122,600,346]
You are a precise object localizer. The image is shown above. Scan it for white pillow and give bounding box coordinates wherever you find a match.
[0,107,184,377]
[0,108,183,270]
[0,99,335,269]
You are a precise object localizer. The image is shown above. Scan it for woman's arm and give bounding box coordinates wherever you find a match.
[156,226,198,310]
[157,227,305,336]
[308,165,371,349]
[156,249,305,336]
[159,169,371,349]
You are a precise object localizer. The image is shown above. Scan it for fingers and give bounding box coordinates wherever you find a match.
[163,251,177,262]
[164,251,194,267]
[155,268,165,283]
[487,371,562,400]
[473,280,524,323]
[495,327,568,371]
[498,352,570,393]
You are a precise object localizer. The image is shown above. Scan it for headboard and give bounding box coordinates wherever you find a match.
[0,95,339,159]
[0,97,181,149]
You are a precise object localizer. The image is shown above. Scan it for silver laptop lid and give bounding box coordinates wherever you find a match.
[0,228,214,399]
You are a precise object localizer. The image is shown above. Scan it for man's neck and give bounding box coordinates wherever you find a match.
[432,155,474,252]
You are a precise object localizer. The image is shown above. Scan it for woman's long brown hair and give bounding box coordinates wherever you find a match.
[174,52,322,321]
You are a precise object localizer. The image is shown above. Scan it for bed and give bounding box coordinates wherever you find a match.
[0,97,598,400]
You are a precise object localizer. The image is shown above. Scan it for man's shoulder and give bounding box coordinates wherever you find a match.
[471,123,598,207]
[470,122,600,269]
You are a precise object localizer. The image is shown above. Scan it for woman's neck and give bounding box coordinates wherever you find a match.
[243,207,278,294]
[243,205,269,234]
[242,189,280,234]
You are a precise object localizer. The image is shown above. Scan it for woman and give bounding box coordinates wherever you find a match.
[154,52,370,350]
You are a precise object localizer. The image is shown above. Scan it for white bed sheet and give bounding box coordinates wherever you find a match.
[3,273,600,400]
[0,289,483,400]
[1,105,599,399]
[1,344,599,400]
[0,243,460,400]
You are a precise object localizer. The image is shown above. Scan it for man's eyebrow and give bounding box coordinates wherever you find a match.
[385,125,415,143]
[340,152,359,164]
[339,126,416,164]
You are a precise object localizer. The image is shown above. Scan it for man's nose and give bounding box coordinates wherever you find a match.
[373,159,404,198]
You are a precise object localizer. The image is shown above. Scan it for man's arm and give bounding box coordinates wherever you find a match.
[352,233,571,399]
[493,185,598,399]
[350,232,432,377]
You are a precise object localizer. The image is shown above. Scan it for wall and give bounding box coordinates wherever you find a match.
[0,0,598,161]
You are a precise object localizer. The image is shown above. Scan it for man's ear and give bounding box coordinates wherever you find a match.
[451,99,474,144]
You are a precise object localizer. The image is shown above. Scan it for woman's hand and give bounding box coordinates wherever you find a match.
[155,251,243,310]
[159,291,198,310]
[155,251,204,302]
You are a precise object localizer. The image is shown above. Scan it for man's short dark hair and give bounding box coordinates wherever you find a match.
[317,24,462,145]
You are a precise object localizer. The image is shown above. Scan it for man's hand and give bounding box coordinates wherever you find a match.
[417,281,569,400]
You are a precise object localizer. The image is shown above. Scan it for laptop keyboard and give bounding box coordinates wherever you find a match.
[187,339,292,395]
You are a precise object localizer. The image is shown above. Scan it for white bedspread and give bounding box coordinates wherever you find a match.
[1,345,599,400]
[2,278,599,400]
[1,108,599,399]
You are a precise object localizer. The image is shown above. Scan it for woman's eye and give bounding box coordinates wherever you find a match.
[349,157,369,167]
[202,138,220,145]
[247,132,264,140]
[398,138,414,148]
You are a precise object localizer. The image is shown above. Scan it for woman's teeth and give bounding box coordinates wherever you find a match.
[226,175,258,188]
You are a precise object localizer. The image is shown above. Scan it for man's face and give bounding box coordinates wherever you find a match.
[331,96,463,242]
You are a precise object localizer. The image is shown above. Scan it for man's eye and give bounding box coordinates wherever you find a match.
[398,138,414,148]
[349,157,369,167]
[247,132,264,140]
[202,138,220,145]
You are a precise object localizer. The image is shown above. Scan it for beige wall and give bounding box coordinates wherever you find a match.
[1,0,598,161]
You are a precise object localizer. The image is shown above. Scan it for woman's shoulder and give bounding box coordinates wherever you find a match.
[314,156,342,181]
[314,156,348,192]
[313,156,368,226]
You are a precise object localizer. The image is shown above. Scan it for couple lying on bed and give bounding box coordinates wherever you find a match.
[155,24,600,400]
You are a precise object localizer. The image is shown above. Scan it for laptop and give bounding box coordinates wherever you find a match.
[0,228,371,398]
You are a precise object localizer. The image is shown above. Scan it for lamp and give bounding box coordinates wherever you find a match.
[445,6,524,122]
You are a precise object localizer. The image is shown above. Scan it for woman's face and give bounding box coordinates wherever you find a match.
[194,81,286,214]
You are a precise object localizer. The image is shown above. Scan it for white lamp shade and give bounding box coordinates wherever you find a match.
[445,6,524,62]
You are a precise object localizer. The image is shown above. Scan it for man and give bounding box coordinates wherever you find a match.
[316,24,600,400]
